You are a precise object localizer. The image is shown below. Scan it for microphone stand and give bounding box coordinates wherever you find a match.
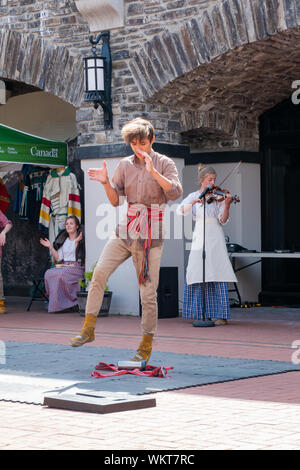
[193,191,215,328]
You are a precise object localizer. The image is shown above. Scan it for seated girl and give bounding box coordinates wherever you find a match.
[40,215,85,313]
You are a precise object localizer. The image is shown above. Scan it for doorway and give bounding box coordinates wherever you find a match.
[0,87,80,296]
[260,99,300,305]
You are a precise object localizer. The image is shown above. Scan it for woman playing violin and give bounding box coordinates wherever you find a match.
[177,164,237,325]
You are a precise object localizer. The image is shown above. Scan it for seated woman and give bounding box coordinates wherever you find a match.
[40,215,85,313]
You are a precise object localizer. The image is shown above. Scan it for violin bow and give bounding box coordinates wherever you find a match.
[217,160,242,188]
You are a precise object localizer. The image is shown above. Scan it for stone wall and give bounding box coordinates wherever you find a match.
[1,0,300,151]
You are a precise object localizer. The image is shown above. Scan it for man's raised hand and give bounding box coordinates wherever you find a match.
[88,161,109,184]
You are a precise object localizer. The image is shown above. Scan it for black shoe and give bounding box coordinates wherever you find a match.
[50,305,80,313]
[66,304,80,313]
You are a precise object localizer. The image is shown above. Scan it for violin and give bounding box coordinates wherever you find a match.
[206,186,240,204]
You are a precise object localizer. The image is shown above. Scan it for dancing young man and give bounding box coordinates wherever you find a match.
[70,118,183,363]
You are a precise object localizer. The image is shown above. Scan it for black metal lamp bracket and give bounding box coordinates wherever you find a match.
[86,31,113,129]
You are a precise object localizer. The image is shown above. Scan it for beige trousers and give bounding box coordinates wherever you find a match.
[85,236,163,336]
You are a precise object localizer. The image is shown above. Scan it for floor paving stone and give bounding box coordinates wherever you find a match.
[0,297,300,450]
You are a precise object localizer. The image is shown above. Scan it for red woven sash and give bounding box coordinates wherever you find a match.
[91,362,173,378]
[127,204,164,284]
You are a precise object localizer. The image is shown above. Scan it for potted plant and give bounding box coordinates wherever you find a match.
[77,263,112,317]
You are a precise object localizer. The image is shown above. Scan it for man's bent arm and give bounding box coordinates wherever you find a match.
[103,179,119,206]
[150,168,172,192]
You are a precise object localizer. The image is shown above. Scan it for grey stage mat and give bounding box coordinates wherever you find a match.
[0,341,299,405]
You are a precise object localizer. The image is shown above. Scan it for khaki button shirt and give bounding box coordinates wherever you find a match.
[112,150,183,246]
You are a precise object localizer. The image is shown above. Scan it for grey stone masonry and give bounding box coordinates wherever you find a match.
[0,28,84,106]
[131,1,300,107]
[1,0,300,151]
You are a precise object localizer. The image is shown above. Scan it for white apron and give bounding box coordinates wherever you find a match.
[186,216,237,285]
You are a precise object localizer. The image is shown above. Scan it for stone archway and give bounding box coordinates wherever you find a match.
[130,0,299,104]
[0,30,84,107]
[129,0,300,149]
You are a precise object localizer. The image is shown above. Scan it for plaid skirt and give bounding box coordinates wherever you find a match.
[182,281,230,320]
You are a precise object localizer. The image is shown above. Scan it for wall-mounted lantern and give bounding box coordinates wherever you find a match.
[83,31,112,129]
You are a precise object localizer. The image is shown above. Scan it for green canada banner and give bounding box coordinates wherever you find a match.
[0,123,67,167]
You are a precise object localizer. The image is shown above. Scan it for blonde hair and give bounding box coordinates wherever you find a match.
[198,164,216,182]
[121,118,154,145]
